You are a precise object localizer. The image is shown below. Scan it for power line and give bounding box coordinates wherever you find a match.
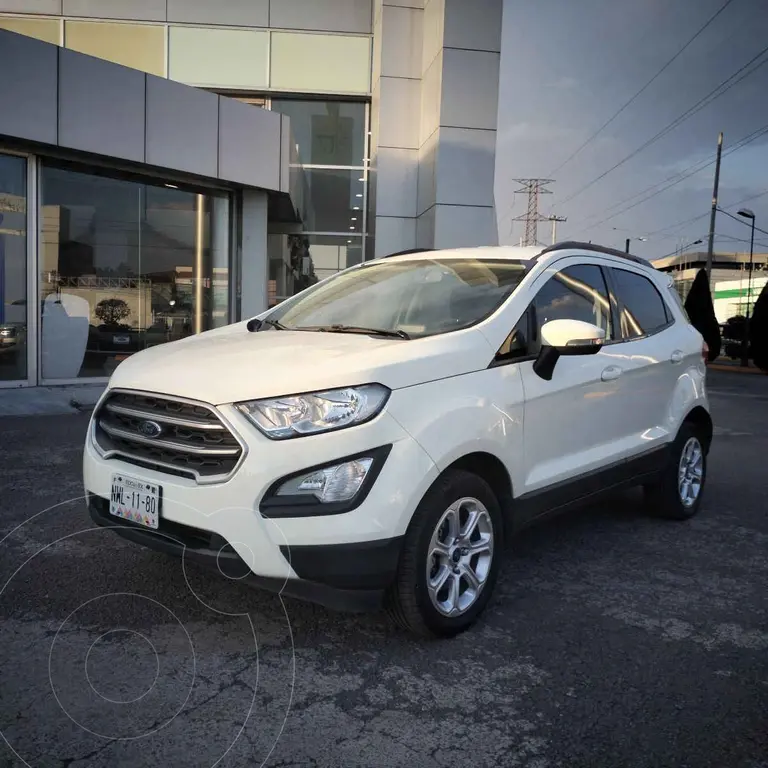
[547,0,737,177]
[572,122,768,236]
[557,43,768,207]
[718,207,768,237]
[645,188,768,238]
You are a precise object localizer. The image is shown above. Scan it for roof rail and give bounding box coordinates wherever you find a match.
[536,240,648,265]
[381,248,436,258]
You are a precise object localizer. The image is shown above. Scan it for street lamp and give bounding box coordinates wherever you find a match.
[737,208,756,367]
[625,236,647,253]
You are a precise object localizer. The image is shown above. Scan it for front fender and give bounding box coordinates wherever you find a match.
[386,366,525,498]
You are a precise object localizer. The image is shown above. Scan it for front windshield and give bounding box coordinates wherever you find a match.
[267,257,528,338]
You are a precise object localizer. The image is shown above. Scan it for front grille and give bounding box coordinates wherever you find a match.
[93,391,244,483]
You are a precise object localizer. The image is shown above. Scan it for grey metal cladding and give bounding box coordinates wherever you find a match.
[62,0,166,21]
[218,96,280,189]
[145,76,219,178]
[0,0,61,13]
[0,30,58,145]
[58,47,146,162]
[167,0,269,27]
[269,0,373,33]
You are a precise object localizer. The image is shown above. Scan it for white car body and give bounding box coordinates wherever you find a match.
[84,242,711,621]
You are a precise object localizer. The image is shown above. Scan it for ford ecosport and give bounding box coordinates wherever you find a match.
[84,241,712,637]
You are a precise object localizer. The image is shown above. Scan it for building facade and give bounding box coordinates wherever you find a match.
[0,0,502,389]
[653,249,768,319]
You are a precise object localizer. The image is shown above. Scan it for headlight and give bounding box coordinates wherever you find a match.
[235,384,390,439]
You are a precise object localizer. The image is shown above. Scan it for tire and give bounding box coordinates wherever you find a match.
[386,469,504,638]
[644,422,708,520]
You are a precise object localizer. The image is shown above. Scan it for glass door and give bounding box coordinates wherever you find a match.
[0,152,29,386]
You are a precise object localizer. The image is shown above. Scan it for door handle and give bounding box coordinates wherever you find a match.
[670,350,684,364]
[601,365,622,381]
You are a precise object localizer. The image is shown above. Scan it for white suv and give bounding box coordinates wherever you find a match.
[84,242,712,637]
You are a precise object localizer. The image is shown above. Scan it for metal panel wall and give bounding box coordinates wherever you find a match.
[269,0,373,34]
[58,47,146,162]
[62,0,166,21]
[0,30,58,145]
[145,76,219,178]
[167,0,269,27]
[0,29,292,197]
[219,97,280,189]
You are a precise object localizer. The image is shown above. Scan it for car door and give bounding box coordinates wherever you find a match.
[513,260,629,501]
[604,265,681,456]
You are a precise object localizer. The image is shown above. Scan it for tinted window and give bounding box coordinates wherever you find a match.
[611,268,670,339]
[530,265,613,352]
[495,311,530,363]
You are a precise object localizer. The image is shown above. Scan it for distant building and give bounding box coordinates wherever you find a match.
[652,250,768,320]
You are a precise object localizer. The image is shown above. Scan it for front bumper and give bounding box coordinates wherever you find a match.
[87,495,401,612]
[84,399,439,607]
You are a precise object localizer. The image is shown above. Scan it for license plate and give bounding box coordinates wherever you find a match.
[109,474,161,530]
[113,335,130,344]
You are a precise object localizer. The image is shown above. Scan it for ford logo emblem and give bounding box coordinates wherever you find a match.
[137,420,163,439]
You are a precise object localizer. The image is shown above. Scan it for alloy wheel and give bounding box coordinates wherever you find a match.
[678,436,704,508]
[425,497,494,617]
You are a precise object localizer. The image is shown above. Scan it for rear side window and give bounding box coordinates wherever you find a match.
[610,268,671,339]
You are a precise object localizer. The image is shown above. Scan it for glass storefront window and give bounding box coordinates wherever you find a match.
[302,168,365,233]
[0,153,27,383]
[268,234,363,307]
[270,100,366,167]
[39,162,230,380]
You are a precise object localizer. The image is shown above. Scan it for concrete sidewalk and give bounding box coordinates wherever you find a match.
[0,384,105,417]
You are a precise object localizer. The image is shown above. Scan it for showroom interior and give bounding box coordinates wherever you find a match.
[0,0,503,390]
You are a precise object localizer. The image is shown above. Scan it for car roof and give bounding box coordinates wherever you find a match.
[381,245,544,262]
[381,241,656,270]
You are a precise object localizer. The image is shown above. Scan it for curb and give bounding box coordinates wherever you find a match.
[708,363,766,375]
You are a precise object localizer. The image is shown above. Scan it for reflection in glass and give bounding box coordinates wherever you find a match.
[301,168,365,233]
[268,257,527,338]
[0,153,27,382]
[39,163,230,380]
[268,234,363,307]
[270,100,366,166]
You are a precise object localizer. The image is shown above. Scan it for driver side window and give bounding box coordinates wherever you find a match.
[493,263,613,364]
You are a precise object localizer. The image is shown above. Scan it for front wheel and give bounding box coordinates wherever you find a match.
[386,470,503,638]
[644,423,708,520]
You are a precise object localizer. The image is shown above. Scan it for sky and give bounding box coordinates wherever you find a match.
[494,0,768,261]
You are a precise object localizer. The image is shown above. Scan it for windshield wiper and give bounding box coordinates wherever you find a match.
[294,324,411,340]
[247,318,287,332]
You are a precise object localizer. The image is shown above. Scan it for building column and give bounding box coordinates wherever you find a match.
[240,190,268,318]
[371,0,502,257]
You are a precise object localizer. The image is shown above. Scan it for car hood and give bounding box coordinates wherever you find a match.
[106,321,496,405]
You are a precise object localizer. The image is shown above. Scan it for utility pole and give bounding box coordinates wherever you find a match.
[549,215,567,245]
[705,131,724,285]
[512,179,553,246]
[625,238,631,253]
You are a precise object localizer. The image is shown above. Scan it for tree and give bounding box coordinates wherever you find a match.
[750,283,768,371]
[684,269,721,362]
[94,298,130,327]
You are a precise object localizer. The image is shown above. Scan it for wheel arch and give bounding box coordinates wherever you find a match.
[443,452,514,536]
[682,405,713,452]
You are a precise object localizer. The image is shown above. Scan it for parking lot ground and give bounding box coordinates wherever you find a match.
[0,368,766,768]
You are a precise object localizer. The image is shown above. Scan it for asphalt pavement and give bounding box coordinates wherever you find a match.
[0,369,766,768]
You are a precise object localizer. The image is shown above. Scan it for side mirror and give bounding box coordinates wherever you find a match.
[533,319,605,381]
